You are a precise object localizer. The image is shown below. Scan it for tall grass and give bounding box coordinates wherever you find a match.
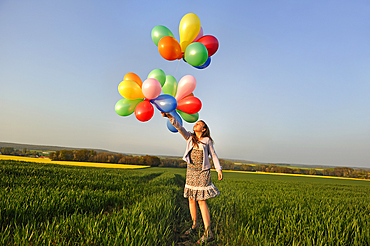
[0,160,184,245]
[2,160,370,245]
[209,172,370,245]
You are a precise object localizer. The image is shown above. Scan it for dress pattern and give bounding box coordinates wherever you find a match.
[184,148,220,201]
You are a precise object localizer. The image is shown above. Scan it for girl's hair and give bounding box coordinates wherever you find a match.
[191,120,213,148]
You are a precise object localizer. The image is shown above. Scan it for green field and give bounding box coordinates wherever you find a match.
[1,160,370,245]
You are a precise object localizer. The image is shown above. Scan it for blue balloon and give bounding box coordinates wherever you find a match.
[167,110,182,133]
[150,94,177,113]
[194,57,211,69]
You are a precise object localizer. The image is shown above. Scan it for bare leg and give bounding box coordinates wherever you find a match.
[198,200,212,236]
[188,198,198,228]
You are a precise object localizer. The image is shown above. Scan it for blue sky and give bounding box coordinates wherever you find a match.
[1,0,369,168]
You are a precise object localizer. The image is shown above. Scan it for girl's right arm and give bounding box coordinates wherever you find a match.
[162,113,191,140]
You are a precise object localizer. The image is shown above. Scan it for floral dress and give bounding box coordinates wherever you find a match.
[184,147,220,201]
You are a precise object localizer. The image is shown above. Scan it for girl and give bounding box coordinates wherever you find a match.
[162,112,223,244]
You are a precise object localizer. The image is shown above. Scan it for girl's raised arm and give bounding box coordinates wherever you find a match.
[162,113,191,140]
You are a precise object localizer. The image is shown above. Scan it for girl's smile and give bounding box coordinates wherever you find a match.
[193,121,205,133]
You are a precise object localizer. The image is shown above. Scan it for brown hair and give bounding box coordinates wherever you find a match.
[191,120,213,148]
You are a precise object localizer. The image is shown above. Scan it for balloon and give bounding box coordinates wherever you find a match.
[118,80,145,100]
[179,13,201,52]
[177,96,202,114]
[151,94,177,113]
[176,109,199,123]
[162,75,177,96]
[158,36,182,61]
[115,98,143,116]
[184,42,208,67]
[193,26,203,42]
[147,69,166,87]
[135,100,154,122]
[175,75,196,101]
[184,92,194,98]
[151,25,174,46]
[123,72,142,87]
[167,110,183,133]
[142,78,161,100]
[194,57,211,69]
[197,35,219,57]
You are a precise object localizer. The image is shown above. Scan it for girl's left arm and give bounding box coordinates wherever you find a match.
[208,140,223,180]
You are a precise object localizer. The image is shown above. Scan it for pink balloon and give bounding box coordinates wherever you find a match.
[192,27,203,42]
[175,75,197,101]
[142,78,161,100]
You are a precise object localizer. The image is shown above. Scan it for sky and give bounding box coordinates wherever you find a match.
[1,0,369,168]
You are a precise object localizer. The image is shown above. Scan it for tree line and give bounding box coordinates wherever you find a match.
[49,149,370,179]
[1,147,369,179]
[0,147,43,157]
[49,149,162,167]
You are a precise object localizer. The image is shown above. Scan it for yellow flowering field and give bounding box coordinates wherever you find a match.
[0,155,149,169]
[221,169,370,181]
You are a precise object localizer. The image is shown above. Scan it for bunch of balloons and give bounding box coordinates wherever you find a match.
[151,13,219,69]
[115,69,202,132]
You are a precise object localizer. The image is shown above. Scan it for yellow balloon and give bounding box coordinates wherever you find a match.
[118,80,145,100]
[179,13,201,52]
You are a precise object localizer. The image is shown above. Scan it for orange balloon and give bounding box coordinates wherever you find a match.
[123,72,142,87]
[158,36,182,61]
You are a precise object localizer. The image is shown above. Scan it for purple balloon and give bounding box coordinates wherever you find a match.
[150,94,177,113]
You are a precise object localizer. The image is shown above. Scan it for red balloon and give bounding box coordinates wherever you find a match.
[135,100,154,122]
[158,36,182,61]
[176,96,202,114]
[197,35,219,57]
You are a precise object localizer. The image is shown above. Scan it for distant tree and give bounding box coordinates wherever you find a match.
[240,164,254,171]
[89,150,97,159]
[219,159,235,170]
[49,152,55,160]
[342,167,354,177]
[143,155,161,167]
[255,165,268,172]
[74,149,91,162]
[309,169,317,175]
[352,169,369,179]
[1,147,14,155]
[323,168,335,176]
[58,150,74,161]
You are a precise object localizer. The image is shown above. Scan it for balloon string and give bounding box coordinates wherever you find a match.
[174,59,181,77]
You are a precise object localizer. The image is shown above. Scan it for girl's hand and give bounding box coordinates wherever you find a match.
[161,112,173,119]
[217,170,223,180]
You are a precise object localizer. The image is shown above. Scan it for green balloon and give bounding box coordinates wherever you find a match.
[147,69,166,87]
[184,42,208,67]
[151,25,174,46]
[176,109,199,123]
[162,75,177,97]
[115,99,142,116]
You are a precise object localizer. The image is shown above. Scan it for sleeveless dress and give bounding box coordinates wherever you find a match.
[184,148,220,201]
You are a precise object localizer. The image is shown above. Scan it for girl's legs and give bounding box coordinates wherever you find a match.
[188,198,198,228]
[197,200,212,236]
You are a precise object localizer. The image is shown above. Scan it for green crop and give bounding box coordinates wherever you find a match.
[209,172,370,245]
[1,160,369,245]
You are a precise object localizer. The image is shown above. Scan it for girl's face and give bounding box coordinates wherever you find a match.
[193,121,205,133]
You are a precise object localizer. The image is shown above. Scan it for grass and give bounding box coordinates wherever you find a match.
[208,172,370,245]
[1,159,370,245]
[1,160,184,245]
